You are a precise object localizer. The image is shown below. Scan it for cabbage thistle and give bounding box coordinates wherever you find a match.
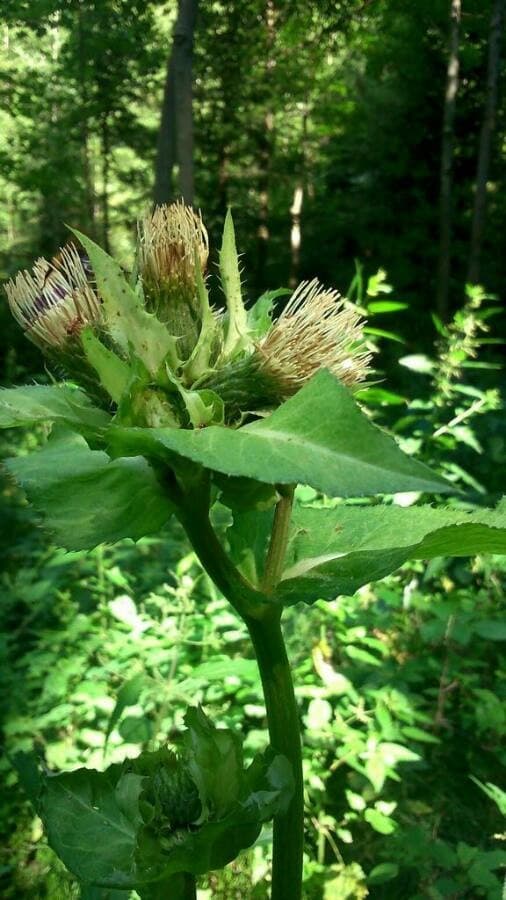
[5,204,372,428]
[4,205,504,900]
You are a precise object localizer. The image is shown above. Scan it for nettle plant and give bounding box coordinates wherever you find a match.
[2,204,506,900]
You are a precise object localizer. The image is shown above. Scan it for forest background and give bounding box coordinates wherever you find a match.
[0,1,506,898]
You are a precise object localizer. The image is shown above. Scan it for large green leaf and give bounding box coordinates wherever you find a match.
[6,430,172,549]
[41,765,141,889]
[225,506,274,585]
[0,384,110,430]
[109,370,451,497]
[276,499,506,605]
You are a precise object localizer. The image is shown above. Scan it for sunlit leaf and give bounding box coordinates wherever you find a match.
[110,370,451,498]
[399,354,434,374]
[277,499,506,605]
[0,383,109,430]
[364,808,397,834]
[368,301,406,313]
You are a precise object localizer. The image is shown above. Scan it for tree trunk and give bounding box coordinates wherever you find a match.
[255,0,276,287]
[436,0,461,321]
[101,115,111,253]
[289,104,309,287]
[289,184,304,287]
[467,0,505,284]
[256,110,274,286]
[77,3,96,237]
[154,0,198,206]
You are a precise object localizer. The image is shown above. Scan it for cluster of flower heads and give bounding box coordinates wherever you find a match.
[4,203,373,426]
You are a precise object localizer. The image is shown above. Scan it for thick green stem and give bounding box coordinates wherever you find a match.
[247,611,304,900]
[176,477,303,899]
[177,501,270,621]
[180,873,197,900]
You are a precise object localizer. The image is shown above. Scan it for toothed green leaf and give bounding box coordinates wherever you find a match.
[72,228,179,375]
[219,210,250,359]
[0,383,110,431]
[109,370,452,498]
[6,429,172,549]
[275,499,506,605]
[183,249,222,381]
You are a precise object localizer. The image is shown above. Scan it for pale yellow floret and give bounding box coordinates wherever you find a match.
[5,244,101,349]
[137,202,209,286]
[259,278,373,392]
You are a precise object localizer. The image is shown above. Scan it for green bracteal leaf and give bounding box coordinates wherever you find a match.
[219,210,250,359]
[109,370,452,498]
[80,327,131,404]
[72,228,178,375]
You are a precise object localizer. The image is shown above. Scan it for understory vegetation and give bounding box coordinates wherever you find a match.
[1,282,505,899]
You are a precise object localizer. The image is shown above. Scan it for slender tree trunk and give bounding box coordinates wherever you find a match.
[289,184,304,287]
[154,0,198,206]
[256,110,274,285]
[289,105,309,287]
[467,0,505,284]
[154,53,176,205]
[436,0,461,321]
[77,3,95,236]
[101,115,111,253]
[256,0,276,287]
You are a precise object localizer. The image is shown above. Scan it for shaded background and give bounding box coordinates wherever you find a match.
[1,2,506,898]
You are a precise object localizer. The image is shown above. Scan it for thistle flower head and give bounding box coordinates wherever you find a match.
[5,243,101,350]
[137,202,209,289]
[259,278,373,394]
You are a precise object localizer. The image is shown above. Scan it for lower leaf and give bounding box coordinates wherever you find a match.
[276,499,506,605]
[6,428,173,550]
